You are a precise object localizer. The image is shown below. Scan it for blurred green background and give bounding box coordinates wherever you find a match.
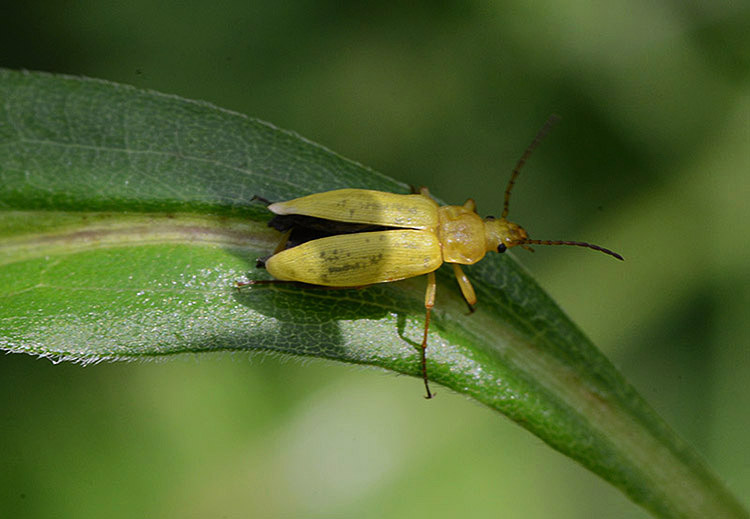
[2,1,748,517]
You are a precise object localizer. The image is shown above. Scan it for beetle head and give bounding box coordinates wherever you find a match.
[483,216,623,260]
[483,217,528,253]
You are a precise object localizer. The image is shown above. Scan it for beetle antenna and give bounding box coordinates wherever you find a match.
[519,238,624,260]
[502,114,561,219]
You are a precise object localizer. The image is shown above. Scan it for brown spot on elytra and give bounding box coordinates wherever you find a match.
[328,262,364,273]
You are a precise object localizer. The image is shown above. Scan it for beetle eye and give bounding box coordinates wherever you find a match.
[496,243,507,253]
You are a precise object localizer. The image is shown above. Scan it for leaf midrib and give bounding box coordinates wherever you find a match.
[0,211,273,265]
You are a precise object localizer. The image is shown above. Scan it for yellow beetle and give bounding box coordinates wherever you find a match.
[240,117,622,398]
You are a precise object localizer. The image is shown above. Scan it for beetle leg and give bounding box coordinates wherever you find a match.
[236,279,367,290]
[250,194,273,206]
[452,264,477,312]
[419,186,437,202]
[237,230,294,289]
[421,271,437,399]
[272,229,293,255]
[236,278,292,289]
[462,198,477,213]
[253,229,293,270]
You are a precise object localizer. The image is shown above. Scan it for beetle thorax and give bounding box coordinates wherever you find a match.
[484,218,529,252]
[437,205,488,265]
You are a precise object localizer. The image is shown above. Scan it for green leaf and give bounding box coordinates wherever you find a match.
[0,69,746,519]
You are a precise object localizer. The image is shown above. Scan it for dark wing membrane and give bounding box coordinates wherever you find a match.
[268,214,390,250]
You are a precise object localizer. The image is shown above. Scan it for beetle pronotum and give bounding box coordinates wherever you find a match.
[239,116,622,398]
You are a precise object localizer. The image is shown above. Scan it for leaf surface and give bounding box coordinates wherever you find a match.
[0,69,746,519]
